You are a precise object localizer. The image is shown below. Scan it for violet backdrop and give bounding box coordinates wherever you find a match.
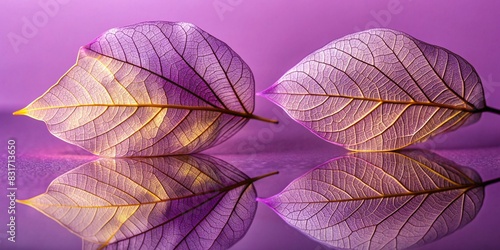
[1,0,500,249]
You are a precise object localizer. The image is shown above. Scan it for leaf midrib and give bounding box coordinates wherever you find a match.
[278,182,481,204]
[269,92,480,112]
[23,103,255,120]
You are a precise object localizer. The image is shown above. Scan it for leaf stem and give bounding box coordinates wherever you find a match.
[249,171,280,183]
[481,177,500,187]
[248,114,279,124]
[483,106,500,115]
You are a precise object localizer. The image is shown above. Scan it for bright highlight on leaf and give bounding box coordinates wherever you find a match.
[14,21,276,157]
[18,155,277,250]
[261,29,500,151]
[259,150,499,249]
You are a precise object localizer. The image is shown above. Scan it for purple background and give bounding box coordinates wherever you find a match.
[1,0,500,249]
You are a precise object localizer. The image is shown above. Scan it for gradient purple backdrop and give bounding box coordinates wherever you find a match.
[1,0,500,249]
[1,0,500,149]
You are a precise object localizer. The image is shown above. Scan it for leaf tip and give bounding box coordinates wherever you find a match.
[255,197,267,203]
[248,114,279,124]
[258,83,279,97]
[16,199,31,205]
[256,196,279,210]
[256,195,274,204]
[13,108,28,116]
[257,89,270,97]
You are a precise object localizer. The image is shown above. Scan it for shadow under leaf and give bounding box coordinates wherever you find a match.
[259,150,496,250]
[18,154,272,250]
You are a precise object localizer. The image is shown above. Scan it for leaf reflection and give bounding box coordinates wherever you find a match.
[19,155,273,249]
[259,150,493,249]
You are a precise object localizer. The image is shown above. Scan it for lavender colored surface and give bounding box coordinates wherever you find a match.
[1,0,500,249]
[1,113,500,249]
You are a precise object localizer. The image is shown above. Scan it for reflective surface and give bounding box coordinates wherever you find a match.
[1,113,500,249]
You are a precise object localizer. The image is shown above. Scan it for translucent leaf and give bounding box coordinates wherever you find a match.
[261,29,500,151]
[14,21,275,157]
[259,150,497,250]
[18,155,275,249]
